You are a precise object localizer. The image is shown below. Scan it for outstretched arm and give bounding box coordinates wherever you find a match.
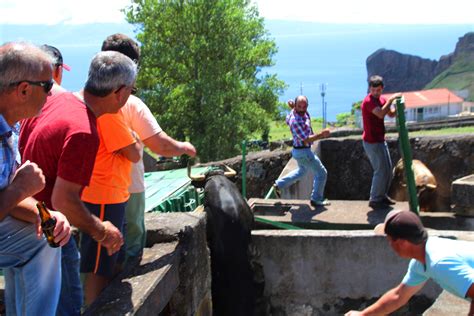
[304,128,331,144]
[143,131,196,158]
[372,93,402,119]
[345,283,424,316]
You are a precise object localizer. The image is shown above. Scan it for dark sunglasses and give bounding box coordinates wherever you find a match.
[10,80,54,94]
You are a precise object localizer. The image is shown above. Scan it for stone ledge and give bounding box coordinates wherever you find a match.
[84,242,180,316]
[452,174,474,217]
[423,290,470,316]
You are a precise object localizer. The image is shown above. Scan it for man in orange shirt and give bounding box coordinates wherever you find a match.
[79,97,141,304]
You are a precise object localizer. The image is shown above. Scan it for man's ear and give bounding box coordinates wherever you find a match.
[16,82,31,100]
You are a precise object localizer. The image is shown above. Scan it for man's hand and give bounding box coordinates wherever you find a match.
[181,142,197,157]
[12,161,45,199]
[98,221,124,256]
[345,311,364,316]
[50,211,71,247]
[287,99,295,109]
[389,93,403,104]
[320,128,331,138]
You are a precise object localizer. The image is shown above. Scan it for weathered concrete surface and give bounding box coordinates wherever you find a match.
[207,135,473,205]
[452,174,474,217]
[84,242,180,316]
[321,135,474,211]
[249,198,474,231]
[423,290,470,316]
[145,212,212,316]
[84,212,211,316]
[251,230,474,316]
[202,149,291,199]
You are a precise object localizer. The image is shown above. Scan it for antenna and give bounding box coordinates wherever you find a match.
[320,83,327,128]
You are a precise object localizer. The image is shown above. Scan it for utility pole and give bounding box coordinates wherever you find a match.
[300,82,303,95]
[320,83,327,128]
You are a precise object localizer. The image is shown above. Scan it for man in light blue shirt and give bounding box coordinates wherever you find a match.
[346,210,474,316]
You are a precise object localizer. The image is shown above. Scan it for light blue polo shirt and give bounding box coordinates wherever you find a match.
[402,237,474,300]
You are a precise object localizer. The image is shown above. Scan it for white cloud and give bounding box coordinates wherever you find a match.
[1,0,473,25]
[0,0,130,24]
[252,0,474,24]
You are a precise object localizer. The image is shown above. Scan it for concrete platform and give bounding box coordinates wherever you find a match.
[84,242,180,316]
[249,198,474,231]
[423,290,470,316]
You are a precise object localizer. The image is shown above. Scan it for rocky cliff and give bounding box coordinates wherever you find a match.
[366,32,474,94]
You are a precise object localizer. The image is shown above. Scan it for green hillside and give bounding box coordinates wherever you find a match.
[425,57,474,101]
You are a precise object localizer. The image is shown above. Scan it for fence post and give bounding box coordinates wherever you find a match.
[241,140,247,199]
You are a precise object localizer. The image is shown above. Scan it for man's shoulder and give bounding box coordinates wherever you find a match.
[122,94,148,114]
[361,95,373,107]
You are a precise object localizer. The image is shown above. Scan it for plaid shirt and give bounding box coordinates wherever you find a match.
[286,109,313,148]
[0,114,20,190]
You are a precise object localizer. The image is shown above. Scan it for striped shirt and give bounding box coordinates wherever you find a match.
[0,114,20,190]
[286,110,313,148]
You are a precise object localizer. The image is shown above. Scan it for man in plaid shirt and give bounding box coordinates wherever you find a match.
[274,95,331,207]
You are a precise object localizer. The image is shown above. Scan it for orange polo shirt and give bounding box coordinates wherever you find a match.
[81,112,135,204]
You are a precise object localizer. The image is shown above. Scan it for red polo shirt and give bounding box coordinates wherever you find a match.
[361,94,387,143]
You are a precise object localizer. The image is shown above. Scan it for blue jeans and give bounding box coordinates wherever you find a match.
[0,216,61,316]
[275,148,327,201]
[57,238,83,316]
[363,141,393,202]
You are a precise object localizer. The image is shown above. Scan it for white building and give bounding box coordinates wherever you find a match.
[383,88,464,122]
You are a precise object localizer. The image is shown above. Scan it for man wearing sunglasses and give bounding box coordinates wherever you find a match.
[0,42,72,315]
[362,75,401,210]
[19,51,137,315]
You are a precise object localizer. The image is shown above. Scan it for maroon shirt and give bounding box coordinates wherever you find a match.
[19,92,99,208]
[361,94,387,143]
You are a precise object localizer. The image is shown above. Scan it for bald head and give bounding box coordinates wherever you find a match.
[0,42,53,94]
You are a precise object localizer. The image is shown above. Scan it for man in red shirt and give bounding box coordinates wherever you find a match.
[20,51,137,315]
[361,75,401,209]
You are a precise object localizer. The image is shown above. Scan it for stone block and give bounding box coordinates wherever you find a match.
[423,290,470,316]
[452,174,474,217]
[84,242,180,316]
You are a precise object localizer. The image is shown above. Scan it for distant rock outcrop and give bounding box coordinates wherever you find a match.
[366,49,438,93]
[366,32,474,93]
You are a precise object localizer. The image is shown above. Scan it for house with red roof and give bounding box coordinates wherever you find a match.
[383,88,464,122]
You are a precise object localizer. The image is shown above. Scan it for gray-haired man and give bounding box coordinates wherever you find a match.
[19,51,137,315]
[0,42,71,315]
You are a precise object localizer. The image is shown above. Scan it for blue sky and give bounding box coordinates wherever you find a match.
[1,0,473,25]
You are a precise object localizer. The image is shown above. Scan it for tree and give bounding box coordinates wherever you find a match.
[126,0,285,161]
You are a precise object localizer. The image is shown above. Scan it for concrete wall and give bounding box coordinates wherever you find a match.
[85,212,212,316]
[251,230,474,316]
[208,135,473,205]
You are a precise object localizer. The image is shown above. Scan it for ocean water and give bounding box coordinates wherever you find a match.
[1,22,472,120]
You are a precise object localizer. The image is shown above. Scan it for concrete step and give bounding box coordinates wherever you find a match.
[423,290,470,316]
[84,241,180,316]
[249,199,474,231]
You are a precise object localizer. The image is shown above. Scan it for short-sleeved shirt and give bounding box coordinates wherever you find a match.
[286,110,313,148]
[0,115,20,190]
[81,112,136,204]
[361,94,387,143]
[19,92,99,209]
[120,95,162,193]
[402,237,474,300]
